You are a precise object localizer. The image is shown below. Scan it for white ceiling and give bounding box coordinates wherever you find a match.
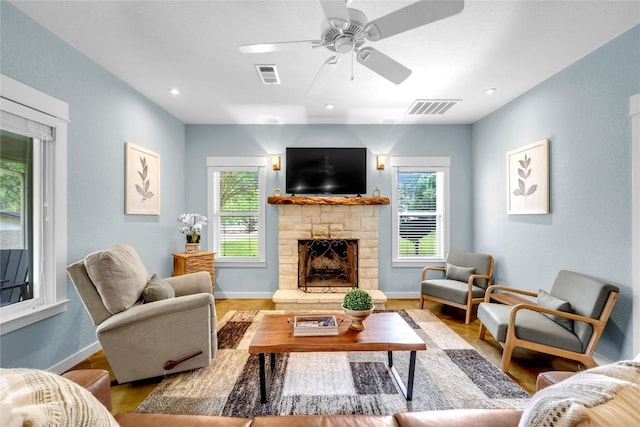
[10,0,640,125]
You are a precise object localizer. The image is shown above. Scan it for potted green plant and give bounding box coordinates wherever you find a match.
[342,289,374,331]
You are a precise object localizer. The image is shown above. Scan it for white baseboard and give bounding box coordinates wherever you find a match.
[215,291,422,300]
[215,291,275,299]
[593,352,613,366]
[48,341,101,374]
[383,292,421,299]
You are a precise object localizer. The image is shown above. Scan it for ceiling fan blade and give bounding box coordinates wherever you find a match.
[307,56,341,95]
[356,47,411,85]
[365,0,464,41]
[238,40,322,54]
[319,0,350,29]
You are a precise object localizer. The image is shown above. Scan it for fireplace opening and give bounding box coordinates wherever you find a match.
[298,239,358,292]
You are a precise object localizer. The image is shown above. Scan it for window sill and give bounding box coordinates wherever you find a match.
[216,260,266,268]
[392,259,445,268]
[0,299,69,335]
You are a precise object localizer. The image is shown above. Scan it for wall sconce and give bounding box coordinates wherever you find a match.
[376,155,387,170]
[271,155,281,171]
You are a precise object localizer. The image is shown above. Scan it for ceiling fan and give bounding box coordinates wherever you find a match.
[238,0,464,92]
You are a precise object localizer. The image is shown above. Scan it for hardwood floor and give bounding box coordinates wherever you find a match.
[68,298,584,414]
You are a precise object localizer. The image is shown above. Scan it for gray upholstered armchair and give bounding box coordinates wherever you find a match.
[67,244,217,383]
[478,270,619,373]
[420,251,494,324]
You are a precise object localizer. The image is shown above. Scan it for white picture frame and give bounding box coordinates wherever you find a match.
[125,142,160,215]
[506,139,549,215]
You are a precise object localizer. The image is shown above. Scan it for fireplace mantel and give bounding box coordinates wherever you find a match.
[267,196,390,205]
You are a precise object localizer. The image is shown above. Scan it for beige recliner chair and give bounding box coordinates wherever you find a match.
[67,244,217,383]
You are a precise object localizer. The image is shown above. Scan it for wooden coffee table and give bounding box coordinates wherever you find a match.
[248,312,426,403]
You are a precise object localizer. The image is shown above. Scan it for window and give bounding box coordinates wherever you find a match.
[392,157,450,267]
[207,157,266,267]
[1,130,34,307]
[0,74,68,334]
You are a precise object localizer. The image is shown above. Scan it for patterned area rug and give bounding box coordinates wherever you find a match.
[135,309,529,417]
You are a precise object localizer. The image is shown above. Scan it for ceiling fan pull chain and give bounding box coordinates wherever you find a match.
[351,51,354,81]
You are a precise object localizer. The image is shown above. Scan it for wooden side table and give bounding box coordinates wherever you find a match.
[172,251,215,293]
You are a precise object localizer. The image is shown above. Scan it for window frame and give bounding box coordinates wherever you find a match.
[206,156,266,267]
[0,74,68,335]
[391,156,450,268]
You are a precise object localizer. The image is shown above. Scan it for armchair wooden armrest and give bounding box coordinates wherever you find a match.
[500,302,610,371]
[508,303,603,328]
[478,271,619,374]
[484,285,538,303]
[421,266,445,281]
[468,273,492,287]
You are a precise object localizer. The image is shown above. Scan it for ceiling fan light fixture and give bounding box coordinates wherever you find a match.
[240,0,464,87]
[334,36,355,54]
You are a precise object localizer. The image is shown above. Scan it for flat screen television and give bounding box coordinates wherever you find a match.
[285,147,367,195]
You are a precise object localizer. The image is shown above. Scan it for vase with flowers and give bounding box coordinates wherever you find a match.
[178,213,207,253]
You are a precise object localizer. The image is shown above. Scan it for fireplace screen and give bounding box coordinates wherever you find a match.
[298,239,358,292]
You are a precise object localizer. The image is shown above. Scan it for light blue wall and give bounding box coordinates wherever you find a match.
[2,0,637,370]
[185,124,473,296]
[1,2,186,370]
[472,25,640,361]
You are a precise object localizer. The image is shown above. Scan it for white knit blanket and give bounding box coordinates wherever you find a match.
[519,360,640,427]
[0,368,118,427]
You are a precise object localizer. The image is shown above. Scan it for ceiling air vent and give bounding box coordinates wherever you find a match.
[255,64,280,85]
[407,99,461,115]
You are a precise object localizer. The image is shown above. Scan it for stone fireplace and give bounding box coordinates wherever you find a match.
[269,196,388,310]
[298,239,358,292]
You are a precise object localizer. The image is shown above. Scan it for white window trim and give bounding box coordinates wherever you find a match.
[206,156,266,267]
[391,156,450,268]
[630,92,640,356]
[0,75,69,335]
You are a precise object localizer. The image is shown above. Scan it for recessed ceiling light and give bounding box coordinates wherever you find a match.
[483,88,497,95]
[168,88,181,95]
[325,104,335,110]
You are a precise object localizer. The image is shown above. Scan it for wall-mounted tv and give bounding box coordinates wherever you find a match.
[285,147,367,195]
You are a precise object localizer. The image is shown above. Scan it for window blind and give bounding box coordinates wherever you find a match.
[214,169,260,258]
[1,110,53,142]
[397,169,444,259]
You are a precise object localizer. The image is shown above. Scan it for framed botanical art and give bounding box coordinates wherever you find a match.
[125,142,160,215]
[506,139,549,214]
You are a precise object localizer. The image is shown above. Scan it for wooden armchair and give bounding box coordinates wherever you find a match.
[478,270,619,373]
[1,249,30,306]
[420,251,494,324]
